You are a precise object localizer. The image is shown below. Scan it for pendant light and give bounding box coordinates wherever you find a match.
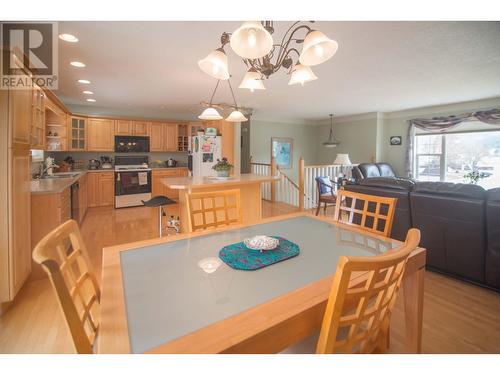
[198,80,223,120]
[198,48,230,80]
[230,21,273,59]
[288,64,317,86]
[299,30,338,66]
[239,68,266,91]
[225,79,248,122]
[323,114,340,147]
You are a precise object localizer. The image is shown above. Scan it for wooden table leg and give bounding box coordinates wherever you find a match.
[402,265,425,353]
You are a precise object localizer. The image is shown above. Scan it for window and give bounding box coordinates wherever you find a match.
[414,130,500,189]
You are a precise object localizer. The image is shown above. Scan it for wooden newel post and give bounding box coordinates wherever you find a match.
[270,156,277,202]
[299,156,305,211]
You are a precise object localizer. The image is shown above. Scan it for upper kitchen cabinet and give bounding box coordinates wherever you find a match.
[115,119,133,135]
[45,96,67,152]
[68,116,87,151]
[8,61,32,147]
[30,85,45,150]
[132,121,151,136]
[87,118,115,151]
[150,122,164,152]
[164,123,178,151]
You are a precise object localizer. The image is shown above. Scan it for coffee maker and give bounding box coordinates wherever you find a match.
[100,156,113,169]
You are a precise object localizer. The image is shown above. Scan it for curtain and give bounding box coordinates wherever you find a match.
[404,108,500,177]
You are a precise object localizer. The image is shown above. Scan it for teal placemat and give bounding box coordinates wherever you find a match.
[219,236,300,271]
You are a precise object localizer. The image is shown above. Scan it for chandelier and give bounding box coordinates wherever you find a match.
[198,79,249,122]
[323,114,340,147]
[198,21,338,90]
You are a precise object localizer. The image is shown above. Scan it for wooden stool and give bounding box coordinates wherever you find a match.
[142,195,177,237]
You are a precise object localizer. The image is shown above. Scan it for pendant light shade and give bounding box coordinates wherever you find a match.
[198,48,230,80]
[299,30,338,66]
[198,107,223,120]
[225,110,248,122]
[323,114,340,147]
[230,21,273,59]
[288,64,318,86]
[239,68,266,91]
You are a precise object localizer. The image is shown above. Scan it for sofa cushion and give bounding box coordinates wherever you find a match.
[486,188,500,289]
[359,177,415,191]
[315,176,333,195]
[413,181,486,200]
[376,163,396,178]
[357,163,381,178]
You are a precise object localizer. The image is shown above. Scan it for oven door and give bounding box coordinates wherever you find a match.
[115,170,152,196]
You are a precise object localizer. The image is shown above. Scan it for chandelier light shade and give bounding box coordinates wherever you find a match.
[198,107,223,120]
[239,68,266,91]
[226,110,248,122]
[333,153,352,165]
[230,21,273,59]
[288,64,318,86]
[198,48,230,80]
[323,114,340,147]
[299,30,339,66]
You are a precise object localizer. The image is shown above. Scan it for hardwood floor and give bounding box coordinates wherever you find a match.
[1,201,499,353]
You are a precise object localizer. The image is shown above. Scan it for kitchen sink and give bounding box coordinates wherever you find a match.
[41,172,81,179]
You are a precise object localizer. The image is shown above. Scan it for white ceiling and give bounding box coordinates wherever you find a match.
[56,21,500,123]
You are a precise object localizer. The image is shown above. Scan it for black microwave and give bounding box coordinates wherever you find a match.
[114,136,150,153]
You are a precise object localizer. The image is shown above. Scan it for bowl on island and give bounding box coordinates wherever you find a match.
[244,235,279,252]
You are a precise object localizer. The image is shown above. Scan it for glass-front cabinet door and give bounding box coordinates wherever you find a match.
[69,116,86,151]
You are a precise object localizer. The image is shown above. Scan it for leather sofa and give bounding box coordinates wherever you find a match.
[352,163,398,181]
[345,178,500,291]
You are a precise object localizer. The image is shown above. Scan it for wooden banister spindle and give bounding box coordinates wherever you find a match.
[299,156,305,211]
[271,156,277,202]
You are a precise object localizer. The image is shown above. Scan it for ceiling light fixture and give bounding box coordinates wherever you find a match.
[323,114,340,147]
[86,98,96,102]
[199,79,248,122]
[82,90,93,95]
[58,33,78,43]
[288,63,317,86]
[78,79,91,84]
[70,61,86,68]
[199,21,338,91]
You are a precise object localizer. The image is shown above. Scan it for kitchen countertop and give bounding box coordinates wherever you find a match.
[161,173,279,190]
[31,172,87,195]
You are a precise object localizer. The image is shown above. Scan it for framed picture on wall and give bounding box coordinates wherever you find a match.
[271,137,293,169]
[390,136,402,146]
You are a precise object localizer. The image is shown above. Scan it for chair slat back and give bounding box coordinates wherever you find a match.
[32,219,100,354]
[186,189,242,232]
[316,228,421,354]
[334,190,397,237]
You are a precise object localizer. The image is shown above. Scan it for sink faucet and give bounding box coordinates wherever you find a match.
[36,163,60,179]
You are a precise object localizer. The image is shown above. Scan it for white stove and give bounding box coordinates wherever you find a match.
[114,156,152,208]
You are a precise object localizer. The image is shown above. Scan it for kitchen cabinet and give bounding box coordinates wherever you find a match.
[31,85,45,149]
[78,173,88,224]
[30,186,72,281]
[88,171,114,207]
[69,116,87,151]
[132,121,151,136]
[177,123,189,151]
[150,122,178,152]
[152,168,188,201]
[87,118,115,151]
[115,119,133,135]
[1,80,33,303]
[45,97,67,152]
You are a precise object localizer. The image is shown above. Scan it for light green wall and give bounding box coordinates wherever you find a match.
[250,120,318,181]
[316,115,379,165]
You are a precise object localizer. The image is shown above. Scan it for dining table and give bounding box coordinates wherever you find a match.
[98,212,426,354]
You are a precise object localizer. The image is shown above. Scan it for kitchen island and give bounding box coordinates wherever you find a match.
[161,174,279,232]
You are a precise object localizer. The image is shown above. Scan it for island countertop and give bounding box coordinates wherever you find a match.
[161,173,278,190]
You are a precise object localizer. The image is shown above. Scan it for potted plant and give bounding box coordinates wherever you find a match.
[212,157,233,177]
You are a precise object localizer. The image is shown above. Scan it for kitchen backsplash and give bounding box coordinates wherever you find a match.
[44,151,189,169]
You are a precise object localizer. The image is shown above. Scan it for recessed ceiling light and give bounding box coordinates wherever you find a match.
[82,90,93,95]
[59,34,78,43]
[86,98,96,102]
[70,61,86,68]
[78,79,91,84]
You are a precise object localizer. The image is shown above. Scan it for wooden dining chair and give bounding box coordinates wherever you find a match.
[186,189,243,232]
[333,189,397,237]
[283,228,421,354]
[315,176,338,216]
[32,219,100,354]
